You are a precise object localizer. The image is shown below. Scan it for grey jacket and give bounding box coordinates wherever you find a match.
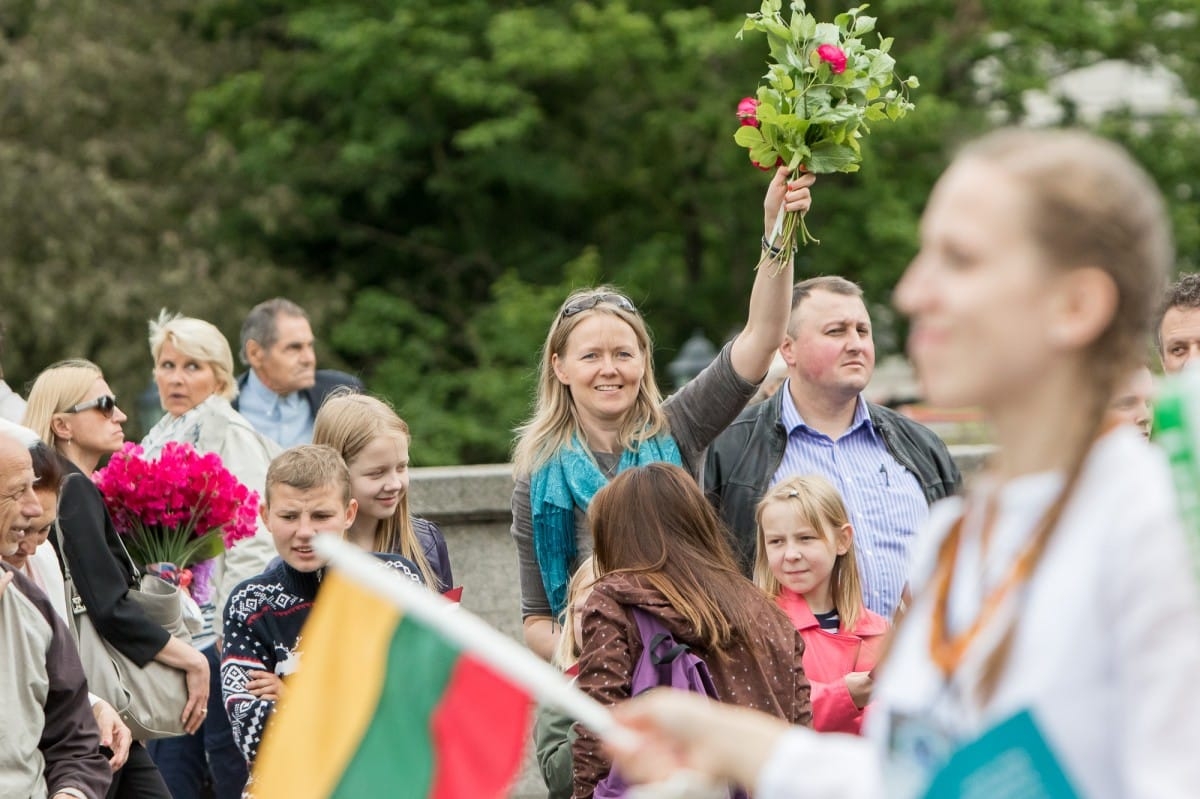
[704,388,962,572]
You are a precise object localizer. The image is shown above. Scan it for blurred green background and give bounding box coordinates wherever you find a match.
[2,0,1197,463]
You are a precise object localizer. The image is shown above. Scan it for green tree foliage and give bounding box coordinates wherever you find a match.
[4,1,1199,461]
[0,1,349,437]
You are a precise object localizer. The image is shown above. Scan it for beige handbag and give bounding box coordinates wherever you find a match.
[54,515,193,740]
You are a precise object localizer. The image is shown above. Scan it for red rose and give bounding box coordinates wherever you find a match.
[737,96,760,128]
[817,44,847,74]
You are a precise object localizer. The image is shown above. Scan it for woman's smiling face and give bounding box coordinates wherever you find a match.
[552,313,647,430]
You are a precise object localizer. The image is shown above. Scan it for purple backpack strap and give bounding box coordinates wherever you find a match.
[595,607,747,799]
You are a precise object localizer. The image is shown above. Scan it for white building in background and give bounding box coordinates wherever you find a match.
[1024,59,1197,124]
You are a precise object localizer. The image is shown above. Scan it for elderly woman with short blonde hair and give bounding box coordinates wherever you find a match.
[141,310,280,799]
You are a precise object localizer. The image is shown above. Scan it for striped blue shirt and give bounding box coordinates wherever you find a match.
[771,382,928,616]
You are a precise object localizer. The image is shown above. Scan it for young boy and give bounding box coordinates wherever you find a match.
[221,445,422,766]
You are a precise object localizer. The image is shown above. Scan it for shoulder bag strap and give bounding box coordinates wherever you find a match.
[50,516,88,620]
[61,471,141,584]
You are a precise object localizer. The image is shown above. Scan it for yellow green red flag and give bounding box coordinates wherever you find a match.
[251,570,532,799]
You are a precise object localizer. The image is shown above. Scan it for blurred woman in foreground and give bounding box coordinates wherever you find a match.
[607,128,1200,798]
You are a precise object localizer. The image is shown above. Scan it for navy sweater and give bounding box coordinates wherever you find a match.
[221,555,421,764]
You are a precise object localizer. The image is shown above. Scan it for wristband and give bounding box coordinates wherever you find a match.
[761,236,787,258]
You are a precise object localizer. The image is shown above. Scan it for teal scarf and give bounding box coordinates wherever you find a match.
[530,434,682,618]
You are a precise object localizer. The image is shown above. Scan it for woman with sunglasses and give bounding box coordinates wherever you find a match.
[24,359,207,799]
[511,167,816,659]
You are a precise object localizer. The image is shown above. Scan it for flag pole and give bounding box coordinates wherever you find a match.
[313,534,635,749]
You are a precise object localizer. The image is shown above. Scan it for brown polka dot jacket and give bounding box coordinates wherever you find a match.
[571,572,813,797]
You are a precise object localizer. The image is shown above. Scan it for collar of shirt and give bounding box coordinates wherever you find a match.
[243,369,304,411]
[778,379,874,441]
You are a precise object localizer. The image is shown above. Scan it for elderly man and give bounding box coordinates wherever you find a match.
[0,430,112,799]
[232,298,363,448]
[706,276,960,617]
[1158,273,1200,374]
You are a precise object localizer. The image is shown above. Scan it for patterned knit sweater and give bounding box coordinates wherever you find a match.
[221,555,422,764]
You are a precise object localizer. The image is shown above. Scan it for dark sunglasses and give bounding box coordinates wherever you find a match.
[64,395,118,417]
[560,293,638,319]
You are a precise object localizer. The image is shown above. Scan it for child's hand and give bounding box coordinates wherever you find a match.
[845,671,874,710]
[247,670,285,701]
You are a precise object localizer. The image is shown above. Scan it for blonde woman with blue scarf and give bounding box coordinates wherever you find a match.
[510,168,816,660]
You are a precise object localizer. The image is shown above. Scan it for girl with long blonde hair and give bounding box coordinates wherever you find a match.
[312,392,452,591]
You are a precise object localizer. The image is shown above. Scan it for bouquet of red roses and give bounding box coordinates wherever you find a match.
[93,441,260,603]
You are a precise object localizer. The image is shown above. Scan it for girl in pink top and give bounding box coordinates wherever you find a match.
[755,474,889,734]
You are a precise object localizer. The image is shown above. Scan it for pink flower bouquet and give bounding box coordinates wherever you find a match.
[93,442,260,603]
[735,1,918,263]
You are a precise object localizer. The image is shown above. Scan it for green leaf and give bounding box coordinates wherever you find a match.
[854,15,876,36]
[865,103,888,121]
[878,35,893,53]
[735,126,767,148]
[868,51,897,81]
[805,140,861,173]
[756,102,780,125]
[905,75,920,89]
[750,143,779,166]
[814,22,841,44]
[798,13,817,40]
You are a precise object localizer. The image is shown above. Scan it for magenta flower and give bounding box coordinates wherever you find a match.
[736,96,760,128]
[816,44,847,74]
[92,441,261,601]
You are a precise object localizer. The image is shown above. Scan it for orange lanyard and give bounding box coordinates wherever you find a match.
[927,495,1042,679]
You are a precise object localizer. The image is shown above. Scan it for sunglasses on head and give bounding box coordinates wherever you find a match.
[65,395,118,417]
[560,293,638,319]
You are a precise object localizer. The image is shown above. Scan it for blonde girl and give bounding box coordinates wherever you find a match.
[312,392,452,591]
[755,475,888,734]
[535,557,596,799]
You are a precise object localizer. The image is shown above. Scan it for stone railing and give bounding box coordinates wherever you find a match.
[409,444,993,640]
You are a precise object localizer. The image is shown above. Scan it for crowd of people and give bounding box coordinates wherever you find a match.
[2,126,1200,799]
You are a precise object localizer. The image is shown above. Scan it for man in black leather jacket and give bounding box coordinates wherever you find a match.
[705,277,960,616]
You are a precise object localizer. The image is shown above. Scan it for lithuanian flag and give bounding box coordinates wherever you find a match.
[251,558,533,798]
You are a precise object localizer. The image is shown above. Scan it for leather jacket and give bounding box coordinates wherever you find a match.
[704,388,962,571]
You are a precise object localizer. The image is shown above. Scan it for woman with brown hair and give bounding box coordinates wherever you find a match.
[608,128,1200,798]
[572,462,810,797]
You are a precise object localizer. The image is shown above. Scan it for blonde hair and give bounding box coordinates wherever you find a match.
[753,475,865,632]
[264,445,352,508]
[552,556,596,670]
[23,359,104,451]
[311,392,437,588]
[511,286,667,475]
[148,310,237,401]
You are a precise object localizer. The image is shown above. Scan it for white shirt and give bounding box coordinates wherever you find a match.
[0,380,27,424]
[756,428,1200,799]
